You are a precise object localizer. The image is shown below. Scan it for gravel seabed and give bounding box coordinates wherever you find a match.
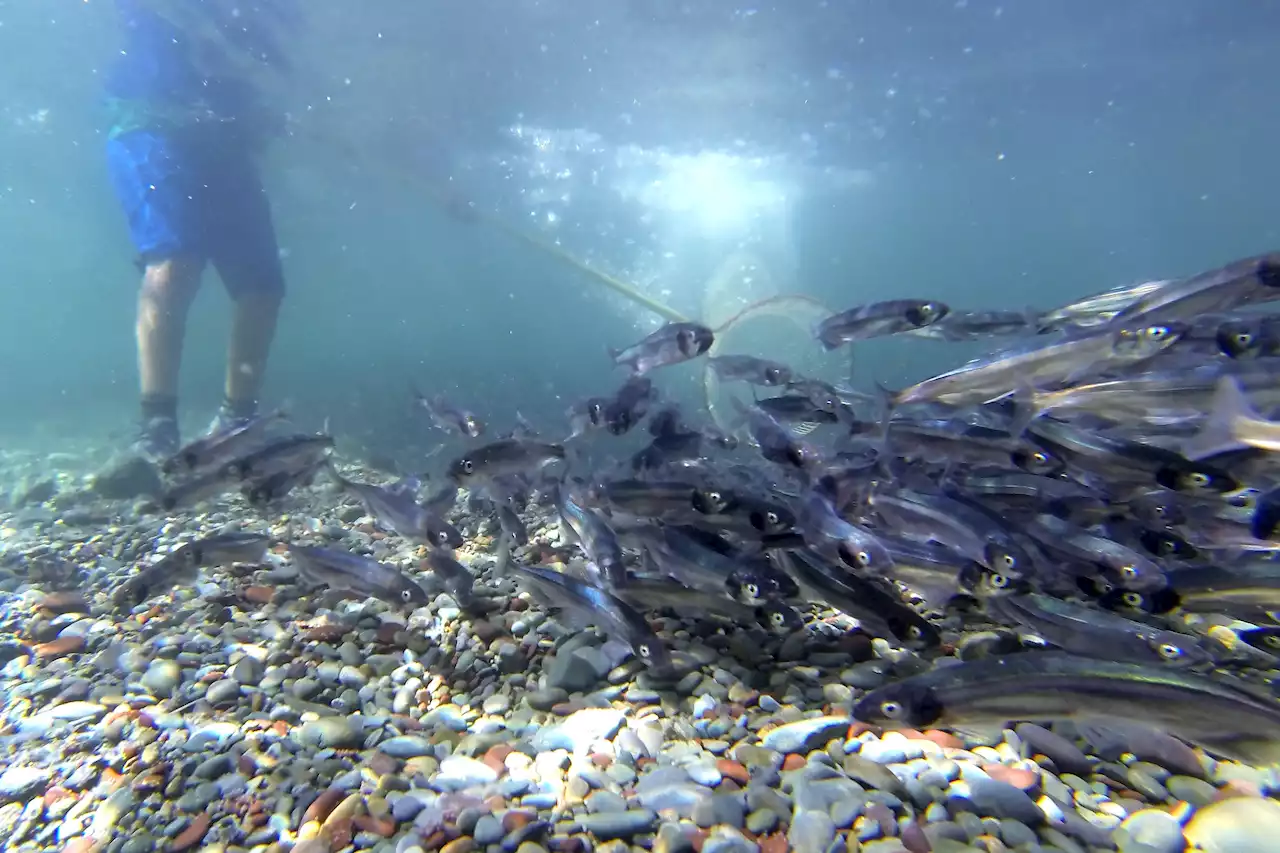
[1,448,1279,853]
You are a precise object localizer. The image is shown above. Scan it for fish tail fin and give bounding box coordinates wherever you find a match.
[1006,379,1039,437]
[1183,376,1257,460]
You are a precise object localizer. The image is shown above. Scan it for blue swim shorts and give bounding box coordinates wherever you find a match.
[106,128,286,297]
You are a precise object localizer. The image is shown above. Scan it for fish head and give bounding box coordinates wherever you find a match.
[1216,319,1264,359]
[762,365,790,386]
[1010,445,1064,476]
[748,504,796,535]
[836,537,891,576]
[1095,586,1181,616]
[1136,528,1198,561]
[981,542,1034,583]
[1146,633,1212,668]
[692,487,733,516]
[427,518,465,549]
[462,415,485,438]
[396,577,432,608]
[1153,461,1238,494]
[447,454,478,485]
[758,600,805,633]
[906,301,949,327]
[852,680,945,729]
[678,325,715,357]
[889,614,942,650]
[1114,321,1188,358]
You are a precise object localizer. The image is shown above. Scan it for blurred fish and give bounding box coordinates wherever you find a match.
[815,300,950,349]
[1185,376,1280,459]
[161,408,289,475]
[1108,252,1280,326]
[905,309,1038,342]
[289,544,430,606]
[496,503,528,546]
[415,390,485,438]
[567,397,608,439]
[113,532,271,611]
[604,377,657,435]
[708,355,793,387]
[446,439,566,487]
[610,322,715,375]
[557,486,626,588]
[328,465,462,547]
[891,322,1185,409]
[617,576,800,633]
[852,652,1280,763]
[497,540,675,674]
[422,547,476,606]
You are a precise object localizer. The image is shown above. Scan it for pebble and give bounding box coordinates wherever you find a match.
[1184,797,1280,852]
[1116,808,1186,853]
[788,809,837,853]
[298,716,364,749]
[436,755,499,789]
[140,659,182,697]
[575,808,658,839]
[1166,775,1219,807]
[0,767,50,802]
[762,716,851,753]
[380,735,436,758]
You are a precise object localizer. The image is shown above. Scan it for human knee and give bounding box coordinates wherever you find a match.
[139,258,200,308]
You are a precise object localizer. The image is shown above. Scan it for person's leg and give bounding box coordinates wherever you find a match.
[208,145,288,430]
[106,129,207,459]
[136,257,203,451]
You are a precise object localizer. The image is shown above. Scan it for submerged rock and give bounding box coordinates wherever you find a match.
[89,453,162,500]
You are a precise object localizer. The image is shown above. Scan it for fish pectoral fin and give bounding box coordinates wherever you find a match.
[1182,376,1257,460]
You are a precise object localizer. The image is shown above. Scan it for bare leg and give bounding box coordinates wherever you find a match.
[137,257,202,403]
[225,291,282,412]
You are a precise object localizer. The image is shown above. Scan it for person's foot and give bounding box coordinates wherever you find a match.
[132,415,180,464]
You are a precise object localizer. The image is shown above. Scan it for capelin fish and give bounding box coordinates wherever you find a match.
[610,321,715,375]
[497,503,529,546]
[903,309,1038,342]
[754,395,842,429]
[773,549,939,648]
[422,547,476,606]
[985,593,1208,667]
[497,540,675,674]
[617,576,801,633]
[557,487,626,588]
[815,299,950,349]
[1027,417,1240,495]
[231,434,336,482]
[446,439,566,487]
[113,532,271,611]
[1111,562,1280,623]
[1024,514,1167,593]
[289,544,430,606]
[328,466,462,547]
[592,479,698,518]
[1216,315,1280,359]
[414,390,485,438]
[796,486,895,576]
[603,376,657,435]
[161,408,289,475]
[734,400,820,470]
[866,486,1034,582]
[691,487,797,536]
[891,322,1185,409]
[1107,252,1280,326]
[242,456,327,506]
[851,651,1280,764]
[566,397,608,439]
[1037,278,1171,331]
[887,419,1065,475]
[707,354,793,387]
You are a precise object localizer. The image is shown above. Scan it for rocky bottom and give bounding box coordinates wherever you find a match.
[0,448,1278,853]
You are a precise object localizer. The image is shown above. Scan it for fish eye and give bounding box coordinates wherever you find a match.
[708,490,722,504]
[765,368,781,384]
[989,573,1010,589]
[461,459,474,474]
[1143,325,1171,341]
[770,611,787,626]
[1157,642,1184,660]
[1235,332,1254,347]
[998,553,1018,571]
[766,511,780,526]
[400,589,413,602]
[435,531,449,545]
[1122,591,1144,607]
[1264,634,1280,649]
[908,625,923,639]
[745,582,760,598]
[879,700,906,720]
[1120,564,1139,580]
[637,643,652,658]
[852,550,872,568]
